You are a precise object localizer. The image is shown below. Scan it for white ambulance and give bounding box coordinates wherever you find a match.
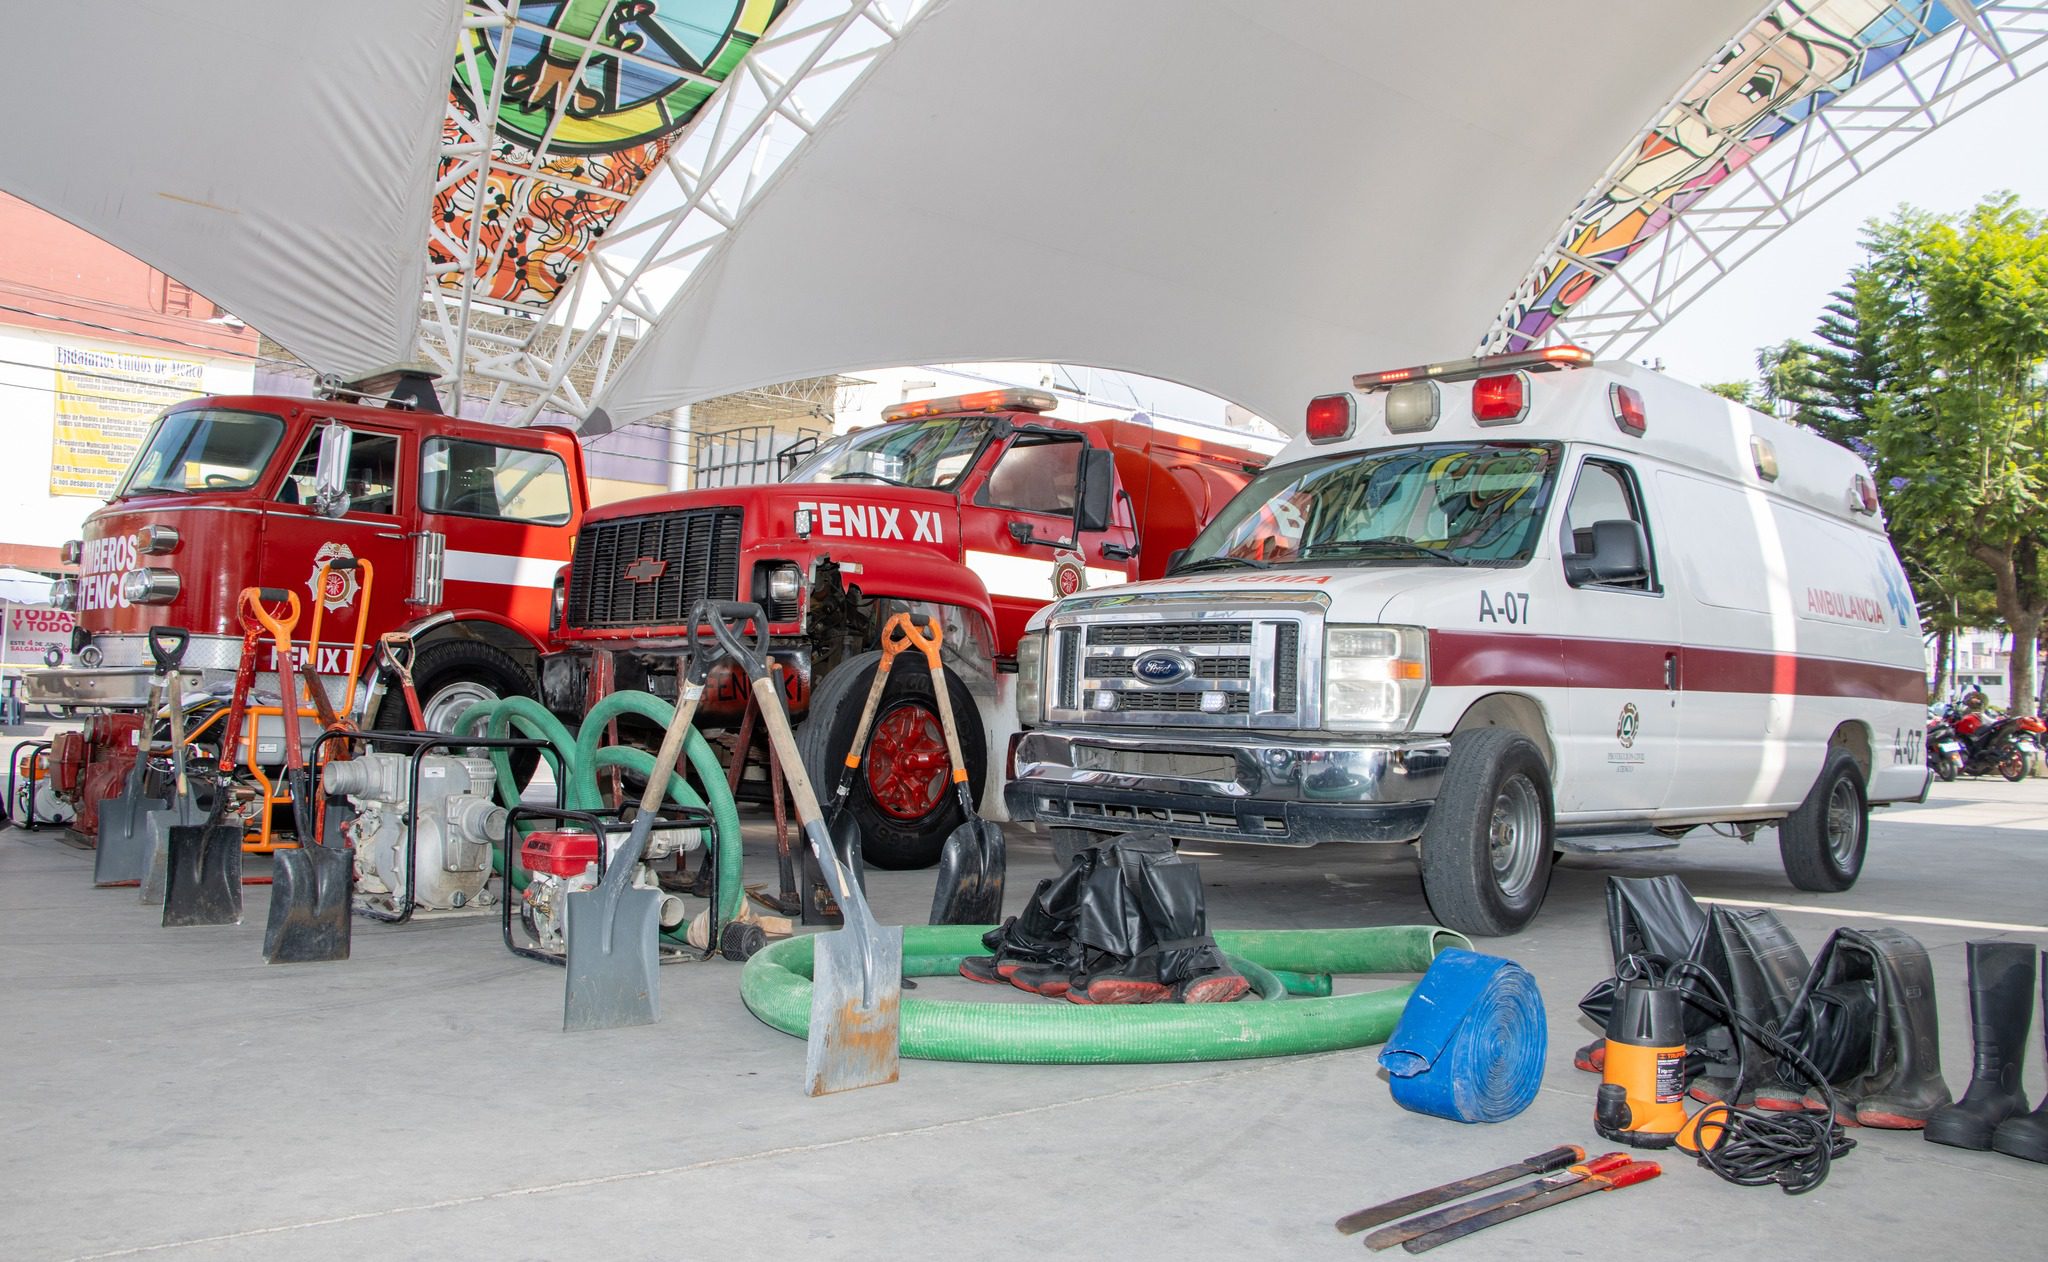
[1006,348,1929,935]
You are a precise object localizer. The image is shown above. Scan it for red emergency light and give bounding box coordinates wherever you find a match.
[1471,374,1527,424]
[1305,393,1355,443]
[1610,384,1647,435]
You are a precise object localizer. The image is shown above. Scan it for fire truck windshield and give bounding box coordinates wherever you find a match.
[117,407,285,497]
[1177,441,1562,571]
[786,416,993,490]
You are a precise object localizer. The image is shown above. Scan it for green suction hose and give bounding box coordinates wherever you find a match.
[448,692,746,928]
[740,923,1468,1064]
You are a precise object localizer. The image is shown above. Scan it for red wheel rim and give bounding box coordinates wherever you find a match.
[864,702,951,820]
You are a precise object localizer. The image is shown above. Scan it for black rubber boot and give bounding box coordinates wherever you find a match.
[1990,952,2048,1163]
[1068,855,1247,1004]
[1844,930,1952,1129]
[1691,907,1811,1107]
[1063,853,1164,1004]
[960,853,1095,992]
[1926,940,2037,1150]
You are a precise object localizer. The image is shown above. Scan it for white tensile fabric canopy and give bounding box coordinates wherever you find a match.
[0,1,461,378]
[589,0,1765,431]
[0,0,1764,430]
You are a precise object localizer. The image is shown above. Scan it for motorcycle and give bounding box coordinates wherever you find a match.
[1951,708,2045,781]
[1926,715,1965,782]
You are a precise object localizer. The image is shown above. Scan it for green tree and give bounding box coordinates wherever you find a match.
[1702,380,1756,406]
[1854,194,2048,712]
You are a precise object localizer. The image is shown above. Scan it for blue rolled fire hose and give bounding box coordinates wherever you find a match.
[1378,948,1547,1123]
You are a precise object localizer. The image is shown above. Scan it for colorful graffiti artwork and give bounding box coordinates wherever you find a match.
[1500,1,1967,350]
[431,0,788,309]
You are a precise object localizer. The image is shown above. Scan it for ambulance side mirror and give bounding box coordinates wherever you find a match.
[1075,448,1115,533]
[313,423,352,518]
[1565,519,1649,587]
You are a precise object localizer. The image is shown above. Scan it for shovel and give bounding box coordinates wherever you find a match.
[811,614,920,922]
[561,601,719,1031]
[163,588,282,927]
[900,616,1005,926]
[263,593,352,964]
[93,632,179,886]
[137,628,197,903]
[714,602,901,1095]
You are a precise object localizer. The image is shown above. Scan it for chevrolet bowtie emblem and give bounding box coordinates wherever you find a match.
[621,556,668,583]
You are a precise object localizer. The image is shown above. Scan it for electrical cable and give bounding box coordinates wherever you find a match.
[1622,953,1855,1195]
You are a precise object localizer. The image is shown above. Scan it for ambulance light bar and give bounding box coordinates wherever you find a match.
[882,388,1058,422]
[1352,345,1594,391]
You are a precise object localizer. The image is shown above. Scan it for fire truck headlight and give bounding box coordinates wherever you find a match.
[767,564,802,607]
[550,575,567,634]
[120,567,182,605]
[134,525,180,555]
[49,578,78,611]
[1323,625,1428,731]
[1014,630,1045,726]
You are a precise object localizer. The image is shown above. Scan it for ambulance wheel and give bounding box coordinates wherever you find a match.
[1418,728,1554,937]
[797,650,986,871]
[1779,746,1866,892]
[378,640,539,784]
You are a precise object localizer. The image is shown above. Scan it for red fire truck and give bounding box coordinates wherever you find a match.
[543,388,1266,867]
[27,372,587,836]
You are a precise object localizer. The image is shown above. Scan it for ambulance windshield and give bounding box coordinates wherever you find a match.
[788,416,993,490]
[116,408,285,497]
[1179,442,1561,570]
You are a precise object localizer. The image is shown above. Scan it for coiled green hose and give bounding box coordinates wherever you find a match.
[450,692,745,929]
[740,923,1468,1064]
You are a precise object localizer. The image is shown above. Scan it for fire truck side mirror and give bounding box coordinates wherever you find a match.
[313,423,353,518]
[1075,448,1115,533]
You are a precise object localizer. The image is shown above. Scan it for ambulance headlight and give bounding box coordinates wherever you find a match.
[120,567,181,605]
[1015,630,1045,726]
[1323,625,1428,731]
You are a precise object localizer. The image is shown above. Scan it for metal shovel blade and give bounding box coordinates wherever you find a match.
[94,782,168,886]
[162,821,243,927]
[806,914,904,1097]
[928,817,1006,926]
[561,880,663,1032]
[263,843,353,963]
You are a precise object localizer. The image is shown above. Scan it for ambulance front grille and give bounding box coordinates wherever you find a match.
[566,508,742,629]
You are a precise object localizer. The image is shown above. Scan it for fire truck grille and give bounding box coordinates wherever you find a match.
[566,508,743,629]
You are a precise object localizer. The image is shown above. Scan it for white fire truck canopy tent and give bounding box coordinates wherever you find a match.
[4,1,2044,435]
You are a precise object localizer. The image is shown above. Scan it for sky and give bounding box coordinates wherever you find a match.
[1638,70,2048,389]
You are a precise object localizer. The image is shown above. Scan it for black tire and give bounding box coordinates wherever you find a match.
[1778,745,1867,892]
[796,649,986,871]
[1933,753,1959,782]
[1999,747,2030,782]
[377,639,539,784]
[1417,728,1555,937]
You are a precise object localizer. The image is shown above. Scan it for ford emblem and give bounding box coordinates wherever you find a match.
[1132,651,1192,684]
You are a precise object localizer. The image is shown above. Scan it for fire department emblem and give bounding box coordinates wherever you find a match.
[307,542,361,612]
[1617,702,1641,749]
[1052,549,1088,597]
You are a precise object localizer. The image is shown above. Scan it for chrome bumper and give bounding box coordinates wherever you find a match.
[22,665,202,708]
[1004,727,1450,846]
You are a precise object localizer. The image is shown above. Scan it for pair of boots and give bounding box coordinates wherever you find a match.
[1925,941,2047,1161]
[1750,927,1949,1129]
[960,833,1248,1005]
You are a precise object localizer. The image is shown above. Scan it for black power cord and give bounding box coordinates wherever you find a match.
[1622,954,1856,1195]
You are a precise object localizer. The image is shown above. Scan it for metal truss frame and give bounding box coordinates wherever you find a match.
[416,0,935,423]
[1480,1,2048,362]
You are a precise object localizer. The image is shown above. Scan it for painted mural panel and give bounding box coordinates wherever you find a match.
[431,0,788,309]
[1502,1,1968,350]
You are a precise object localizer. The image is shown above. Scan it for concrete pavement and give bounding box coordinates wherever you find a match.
[3,775,2044,1260]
